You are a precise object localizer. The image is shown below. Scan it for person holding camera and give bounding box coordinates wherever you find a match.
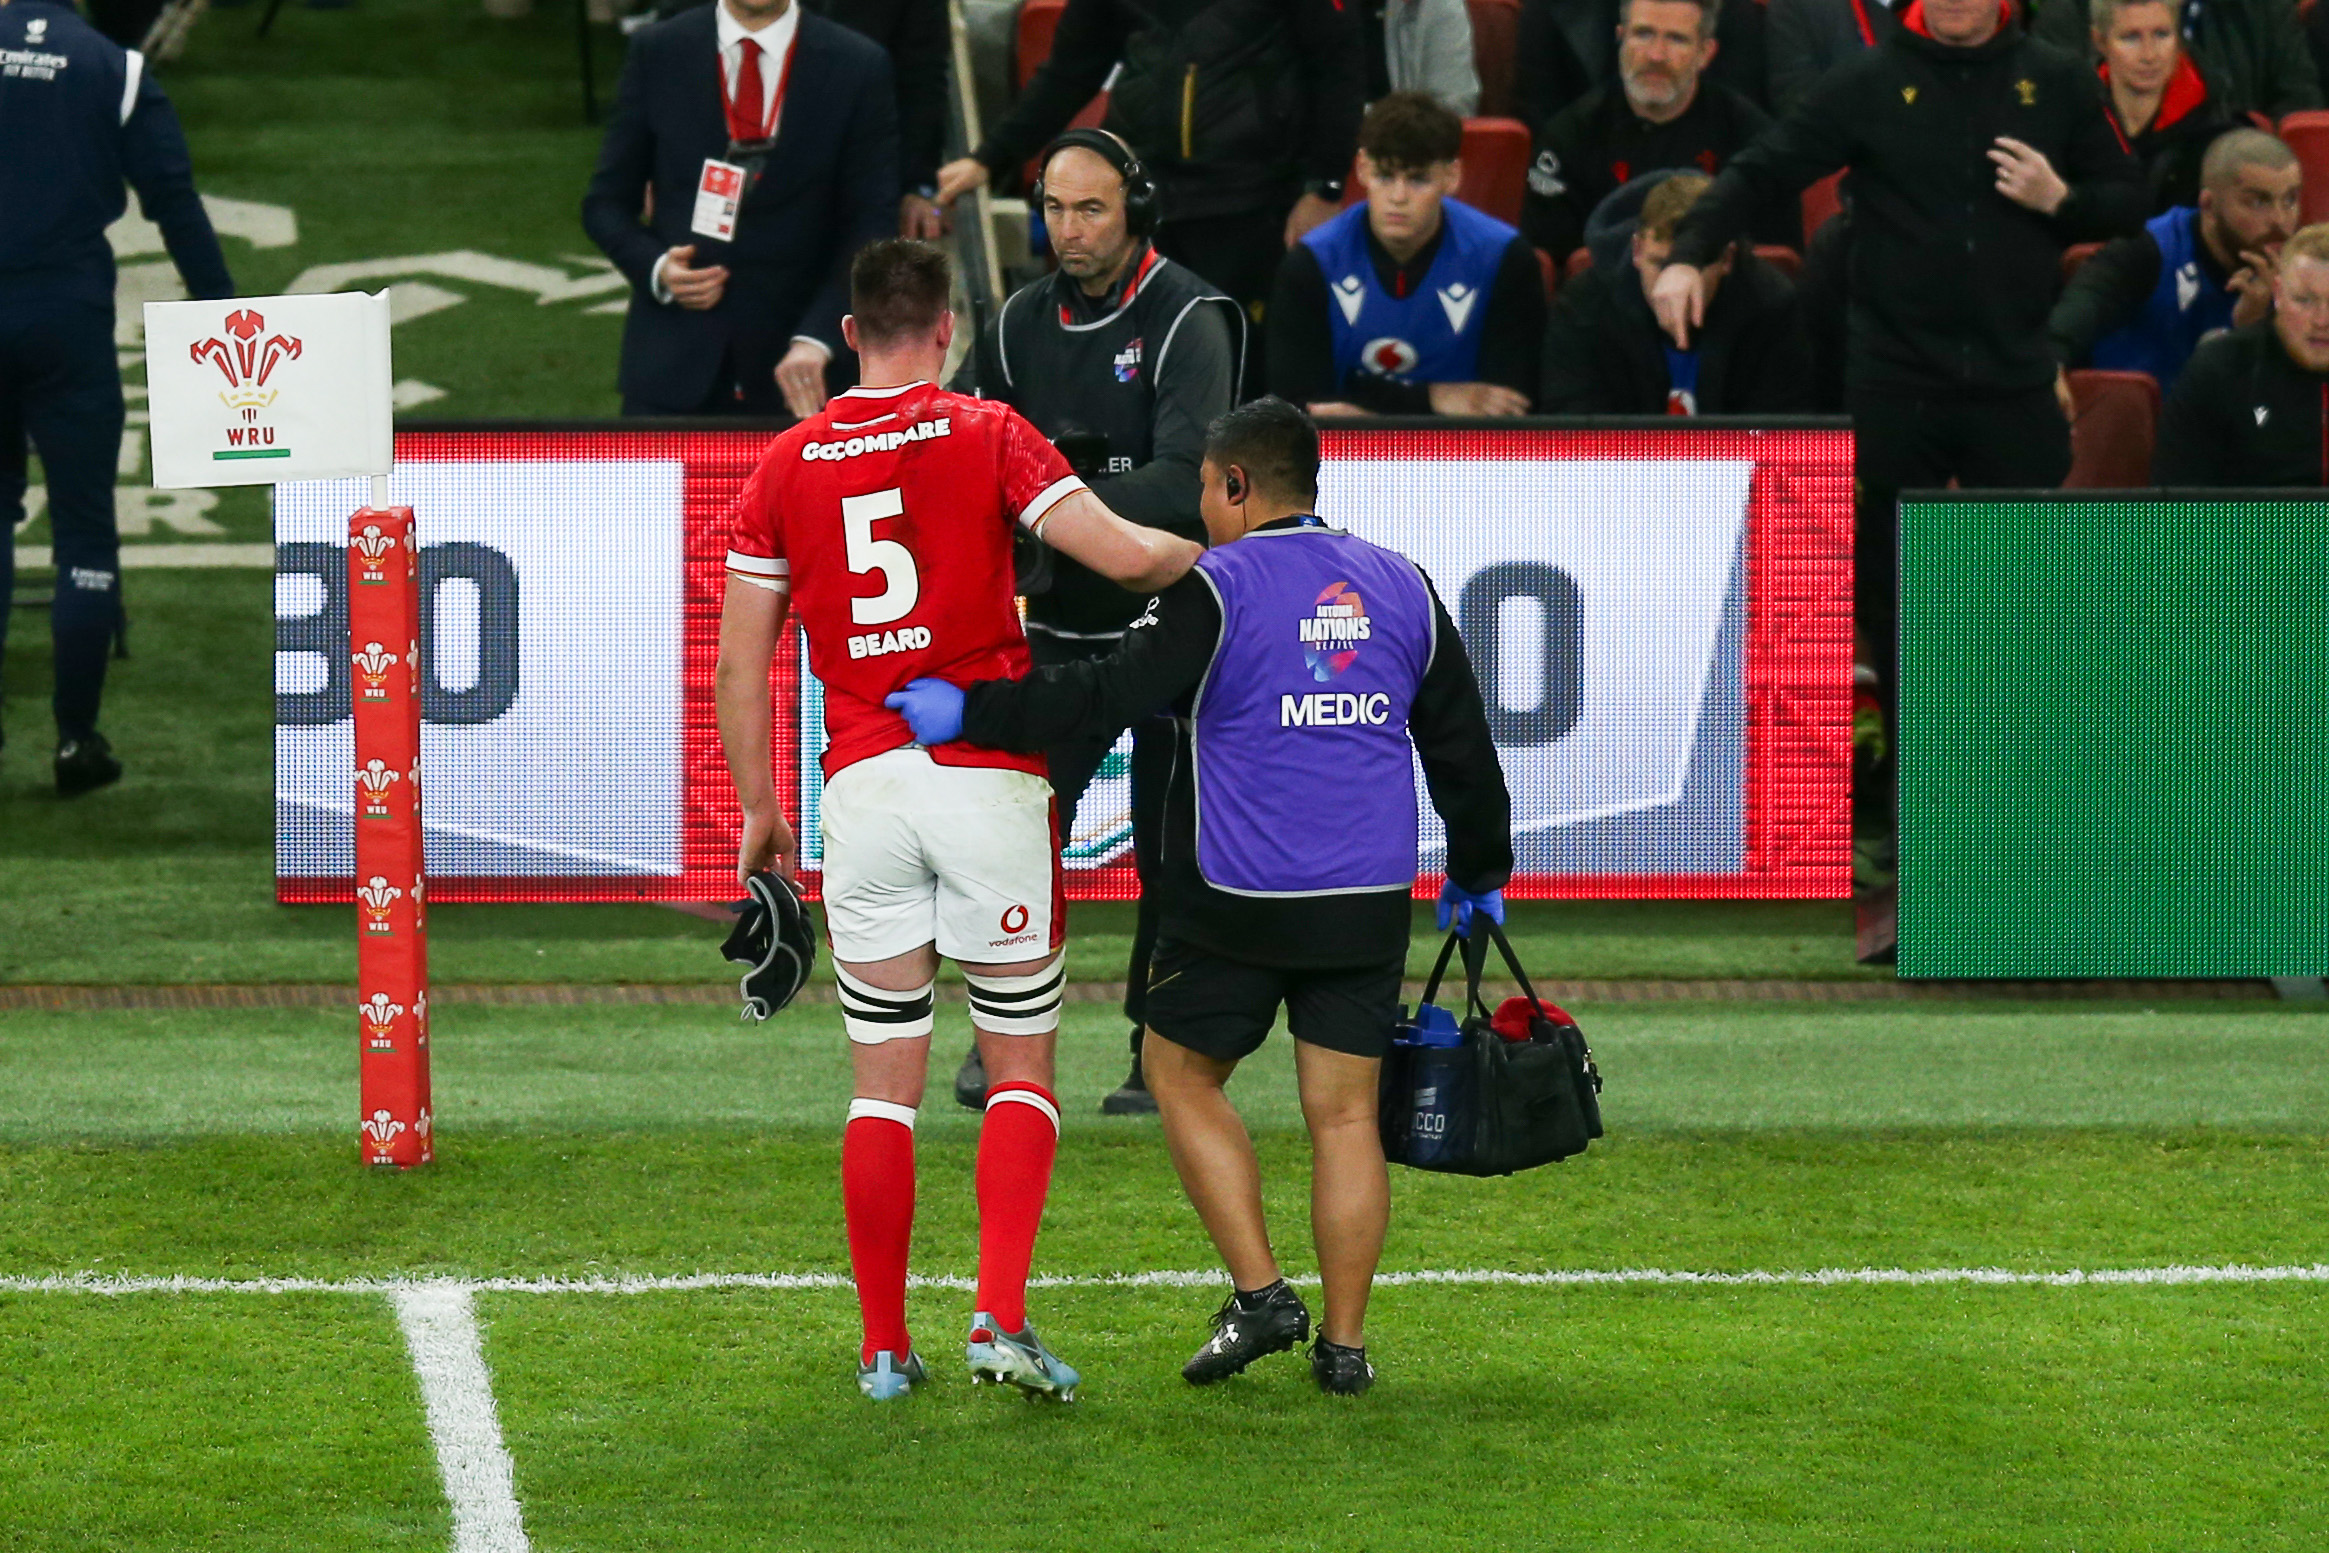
[949,130,1243,1117]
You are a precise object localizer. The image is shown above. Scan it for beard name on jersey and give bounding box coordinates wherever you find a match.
[848,624,933,660]
[800,418,954,462]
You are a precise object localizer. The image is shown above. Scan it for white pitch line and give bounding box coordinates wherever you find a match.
[391,1284,531,1553]
[7,1264,2329,1296]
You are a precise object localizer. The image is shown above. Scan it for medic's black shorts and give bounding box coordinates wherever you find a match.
[1142,938,1402,1063]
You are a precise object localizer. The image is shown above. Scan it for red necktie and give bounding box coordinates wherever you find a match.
[730,37,765,141]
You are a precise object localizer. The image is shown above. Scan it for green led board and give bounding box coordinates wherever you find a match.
[1898,494,2329,978]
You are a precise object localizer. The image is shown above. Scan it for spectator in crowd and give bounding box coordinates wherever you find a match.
[2091,0,2232,213]
[1363,0,1481,115]
[583,0,897,418]
[2033,0,2320,121]
[1766,0,1903,116]
[1521,0,1791,263]
[659,0,949,236]
[2,0,235,796]
[1539,171,1812,410]
[951,129,1242,1117]
[1518,0,1769,126]
[2051,127,2300,393]
[1272,92,1544,414]
[934,0,1365,393]
[2155,223,2329,484]
[809,0,950,238]
[1649,0,2143,786]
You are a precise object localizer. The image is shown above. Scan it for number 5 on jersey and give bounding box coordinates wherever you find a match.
[843,489,918,625]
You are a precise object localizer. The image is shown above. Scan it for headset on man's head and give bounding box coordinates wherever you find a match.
[1031,128,1159,239]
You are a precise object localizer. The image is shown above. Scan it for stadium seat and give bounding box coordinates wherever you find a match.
[1802,170,1845,249]
[1536,245,1558,300]
[1565,246,1593,277]
[2279,111,2329,225]
[2063,369,2161,489]
[1753,244,1801,280]
[1466,0,1522,119]
[1012,0,1106,191]
[1457,117,1532,224]
[1015,0,1064,91]
[1336,117,1533,226]
[2062,242,2102,282]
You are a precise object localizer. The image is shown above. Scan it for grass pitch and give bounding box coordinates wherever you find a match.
[4,1003,2327,1550]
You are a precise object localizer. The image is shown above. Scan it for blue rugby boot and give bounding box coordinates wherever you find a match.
[857,1349,927,1401]
[965,1312,1080,1401]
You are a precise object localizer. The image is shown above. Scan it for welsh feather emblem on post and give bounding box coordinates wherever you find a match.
[188,308,302,462]
[357,876,403,935]
[350,524,399,586]
[356,758,401,818]
[361,1109,407,1153]
[360,993,405,1053]
[352,641,399,702]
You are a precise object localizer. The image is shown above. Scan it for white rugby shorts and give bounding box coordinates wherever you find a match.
[818,746,1062,965]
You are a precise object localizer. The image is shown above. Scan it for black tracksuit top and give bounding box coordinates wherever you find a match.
[1669,18,2145,397]
[2154,320,2329,487]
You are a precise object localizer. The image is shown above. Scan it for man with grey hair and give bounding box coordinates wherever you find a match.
[2051,127,2303,394]
[1520,0,1791,260]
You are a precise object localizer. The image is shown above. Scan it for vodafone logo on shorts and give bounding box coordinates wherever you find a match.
[992,902,1037,948]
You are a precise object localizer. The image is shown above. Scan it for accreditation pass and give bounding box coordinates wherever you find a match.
[691,158,745,242]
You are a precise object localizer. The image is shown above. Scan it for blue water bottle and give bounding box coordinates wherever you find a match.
[1402,1003,1470,1168]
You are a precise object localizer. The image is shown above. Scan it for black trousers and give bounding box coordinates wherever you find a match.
[1028,630,1172,1050]
[1847,382,2071,707]
[1154,200,1292,400]
[1,292,125,744]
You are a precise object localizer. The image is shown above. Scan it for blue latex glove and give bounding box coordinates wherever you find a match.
[883,677,966,746]
[1436,880,1506,936]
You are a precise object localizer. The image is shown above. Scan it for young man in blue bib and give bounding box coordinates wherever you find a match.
[886,398,1513,1394]
[1268,92,1544,417]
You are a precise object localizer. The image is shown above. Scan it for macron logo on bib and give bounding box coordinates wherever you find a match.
[802,418,951,462]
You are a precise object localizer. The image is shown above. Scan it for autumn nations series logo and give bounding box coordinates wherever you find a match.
[190,307,302,463]
[1299,580,1371,681]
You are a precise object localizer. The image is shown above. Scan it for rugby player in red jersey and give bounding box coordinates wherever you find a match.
[716,240,1201,1401]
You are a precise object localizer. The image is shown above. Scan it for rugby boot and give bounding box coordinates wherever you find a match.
[1309,1336,1376,1396]
[966,1312,1080,1401]
[953,1043,987,1110]
[55,731,122,797]
[856,1349,928,1401]
[1182,1280,1311,1384]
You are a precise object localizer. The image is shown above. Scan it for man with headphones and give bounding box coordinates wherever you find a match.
[949,129,1243,1117]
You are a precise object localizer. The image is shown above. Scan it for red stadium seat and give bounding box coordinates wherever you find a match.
[1466,0,1522,118]
[1565,245,1593,277]
[2062,242,2103,282]
[1752,244,1801,280]
[1801,170,1845,249]
[1337,117,1534,226]
[2279,111,2329,225]
[1456,117,1532,224]
[2063,369,2161,489]
[1015,0,1064,90]
[1536,245,1558,300]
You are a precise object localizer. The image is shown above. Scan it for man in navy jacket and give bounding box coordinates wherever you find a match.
[1,0,233,795]
[582,0,898,418]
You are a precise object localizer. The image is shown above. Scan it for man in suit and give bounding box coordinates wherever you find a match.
[584,0,899,418]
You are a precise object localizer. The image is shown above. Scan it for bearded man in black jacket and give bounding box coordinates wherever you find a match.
[1648,0,2144,780]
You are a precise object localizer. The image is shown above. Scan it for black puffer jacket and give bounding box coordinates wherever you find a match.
[2154,320,2329,486]
[2032,0,2321,120]
[1669,13,2146,397]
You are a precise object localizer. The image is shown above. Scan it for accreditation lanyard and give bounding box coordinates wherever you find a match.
[720,27,799,147]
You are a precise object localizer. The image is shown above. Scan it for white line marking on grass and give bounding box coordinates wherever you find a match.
[391,1284,531,1553]
[7,1264,2329,1296]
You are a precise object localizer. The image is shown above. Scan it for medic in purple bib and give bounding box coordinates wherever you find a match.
[886,397,1511,1396]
